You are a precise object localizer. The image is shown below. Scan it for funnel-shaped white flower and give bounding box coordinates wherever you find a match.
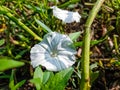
[30,32,76,71]
[51,6,81,23]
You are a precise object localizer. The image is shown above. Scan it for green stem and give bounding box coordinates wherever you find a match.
[0,6,42,41]
[113,35,119,54]
[80,0,105,90]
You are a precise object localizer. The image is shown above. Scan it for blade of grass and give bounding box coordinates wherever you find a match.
[34,17,52,33]
[58,0,80,8]
[0,6,42,41]
[80,0,105,90]
[113,35,119,54]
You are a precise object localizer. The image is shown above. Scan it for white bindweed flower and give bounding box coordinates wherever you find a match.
[30,32,76,71]
[51,6,81,23]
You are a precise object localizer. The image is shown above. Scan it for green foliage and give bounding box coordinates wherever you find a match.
[9,70,26,90]
[13,80,26,90]
[58,0,80,8]
[0,39,5,46]
[69,32,81,41]
[30,67,74,90]
[0,56,25,71]
[14,49,29,59]
[0,72,10,79]
[90,63,99,84]
[30,67,43,90]
[111,0,120,10]
[114,60,120,66]
[90,71,99,85]
[42,71,52,84]
[43,67,74,90]
[9,79,26,90]
[35,18,52,33]
[74,36,107,47]
[30,67,53,90]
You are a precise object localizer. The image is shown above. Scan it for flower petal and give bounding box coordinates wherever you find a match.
[41,57,67,71]
[51,6,81,23]
[30,44,50,68]
[57,55,75,67]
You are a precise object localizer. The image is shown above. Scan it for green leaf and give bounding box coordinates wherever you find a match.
[0,72,10,79]
[43,71,52,84]
[90,63,99,84]
[74,37,107,47]
[33,66,43,82]
[74,41,82,47]
[0,75,10,78]
[58,0,80,8]
[0,39,5,46]
[17,34,29,43]
[54,67,74,90]
[9,70,15,90]
[30,66,43,90]
[90,70,99,84]
[90,62,98,70]
[69,32,81,41]
[90,37,106,46]
[0,57,25,71]
[30,78,42,90]
[43,67,74,90]
[13,80,26,90]
[114,61,120,66]
[15,49,28,59]
[34,18,52,33]
[25,4,45,13]
[9,80,14,90]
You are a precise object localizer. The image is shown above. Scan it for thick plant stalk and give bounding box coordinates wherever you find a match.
[80,0,105,90]
[0,6,42,41]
